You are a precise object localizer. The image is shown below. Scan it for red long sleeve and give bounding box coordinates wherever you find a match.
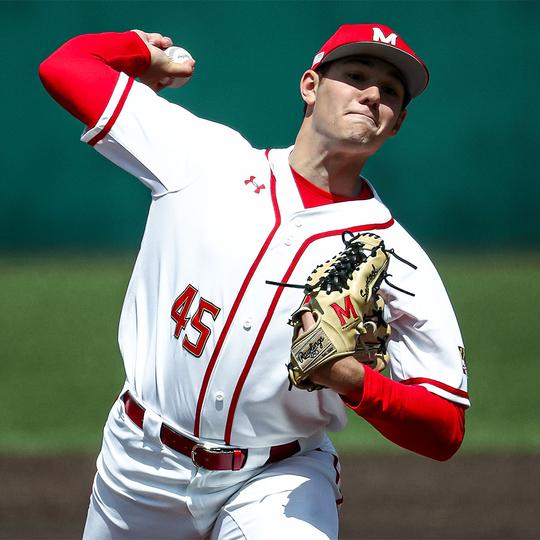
[39,32,150,127]
[343,366,466,461]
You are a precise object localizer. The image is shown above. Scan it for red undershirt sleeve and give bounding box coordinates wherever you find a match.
[39,32,151,127]
[342,366,466,461]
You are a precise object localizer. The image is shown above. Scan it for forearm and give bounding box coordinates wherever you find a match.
[312,359,465,461]
[39,32,150,126]
[346,365,465,460]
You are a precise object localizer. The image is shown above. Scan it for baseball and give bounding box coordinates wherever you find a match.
[160,46,193,89]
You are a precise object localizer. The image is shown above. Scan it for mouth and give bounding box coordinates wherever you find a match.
[346,112,378,126]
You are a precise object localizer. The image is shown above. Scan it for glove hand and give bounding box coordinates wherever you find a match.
[287,232,391,391]
[297,311,365,394]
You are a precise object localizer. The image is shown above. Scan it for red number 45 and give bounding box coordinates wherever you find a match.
[171,285,221,357]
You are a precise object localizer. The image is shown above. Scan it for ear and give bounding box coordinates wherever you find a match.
[299,69,320,108]
[390,109,407,136]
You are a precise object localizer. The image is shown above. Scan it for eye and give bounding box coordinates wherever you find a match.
[382,85,399,97]
[347,72,366,83]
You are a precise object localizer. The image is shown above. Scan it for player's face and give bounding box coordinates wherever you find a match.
[304,56,407,153]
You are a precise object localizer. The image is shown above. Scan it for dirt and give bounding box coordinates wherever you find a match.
[0,454,538,539]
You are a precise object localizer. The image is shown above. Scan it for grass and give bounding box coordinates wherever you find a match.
[1,253,539,454]
[0,256,130,452]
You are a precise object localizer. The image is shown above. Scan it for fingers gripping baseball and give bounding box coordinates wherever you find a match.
[131,29,195,91]
[131,30,173,49]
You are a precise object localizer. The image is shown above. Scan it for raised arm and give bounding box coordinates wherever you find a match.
[39,30,195,127]
[38,31,229,197]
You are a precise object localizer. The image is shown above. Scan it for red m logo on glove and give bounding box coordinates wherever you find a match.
[330,296,358,326]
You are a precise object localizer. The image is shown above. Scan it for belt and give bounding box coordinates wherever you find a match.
[121,391,300,471]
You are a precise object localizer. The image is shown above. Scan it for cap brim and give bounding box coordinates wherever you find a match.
[320,42,429,98]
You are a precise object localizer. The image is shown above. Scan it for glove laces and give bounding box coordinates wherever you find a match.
[266,231,417,296]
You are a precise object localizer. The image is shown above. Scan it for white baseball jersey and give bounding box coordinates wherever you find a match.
[81,73,469,448]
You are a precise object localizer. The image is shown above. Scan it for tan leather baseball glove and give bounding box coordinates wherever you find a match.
[287,232,393,391]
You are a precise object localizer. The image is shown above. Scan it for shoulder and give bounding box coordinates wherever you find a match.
[383,219,437,281]
[123,80,257,153]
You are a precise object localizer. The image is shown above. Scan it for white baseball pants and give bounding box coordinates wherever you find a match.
[82,396,342,539]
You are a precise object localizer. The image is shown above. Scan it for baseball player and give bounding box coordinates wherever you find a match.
[39,23,469,539]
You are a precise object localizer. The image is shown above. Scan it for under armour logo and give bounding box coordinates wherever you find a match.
[244,176,265,194]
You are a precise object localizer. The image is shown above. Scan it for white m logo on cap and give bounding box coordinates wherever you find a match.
[372,27,398,46]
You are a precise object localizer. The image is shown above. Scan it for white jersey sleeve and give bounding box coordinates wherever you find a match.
[381,220,470,407]
[80,73,252,197]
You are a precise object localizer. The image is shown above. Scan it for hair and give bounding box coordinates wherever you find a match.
[302,59,411,117]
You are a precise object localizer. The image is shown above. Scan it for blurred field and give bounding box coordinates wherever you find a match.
[3,453,539,540]
[1,252,539,454]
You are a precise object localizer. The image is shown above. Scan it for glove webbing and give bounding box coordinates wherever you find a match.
[266,231,417,296]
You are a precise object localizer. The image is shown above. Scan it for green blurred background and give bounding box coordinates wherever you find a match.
[1,0,539,455]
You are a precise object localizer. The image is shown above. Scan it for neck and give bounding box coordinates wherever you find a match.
[289,126,370,198]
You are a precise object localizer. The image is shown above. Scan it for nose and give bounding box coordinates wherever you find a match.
[359,85,381,109]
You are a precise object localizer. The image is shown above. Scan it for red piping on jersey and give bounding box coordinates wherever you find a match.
[88,76,134,146]
[400,377,468,399]
[223,218,395,444]
[193,149,281,437]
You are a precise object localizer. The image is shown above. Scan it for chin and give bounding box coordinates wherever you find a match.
[346,131,375,147]
[345,123,376,141]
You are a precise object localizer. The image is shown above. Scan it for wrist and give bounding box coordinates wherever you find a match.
[310,356,365,396]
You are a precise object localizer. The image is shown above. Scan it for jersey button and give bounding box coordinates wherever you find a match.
[284,237,293,246]
[243,320,252,331]
[215,391,225,411]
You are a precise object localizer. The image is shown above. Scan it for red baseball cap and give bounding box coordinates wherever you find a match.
[311,24,429,98]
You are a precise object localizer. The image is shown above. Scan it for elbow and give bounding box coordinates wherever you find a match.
[38,57,51,85]
[430,435,464,462]
[38,36,80,89]
[427,405,467,462]
[412,429,464,462]
[409,431,464,462]
[38,55,60,90]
